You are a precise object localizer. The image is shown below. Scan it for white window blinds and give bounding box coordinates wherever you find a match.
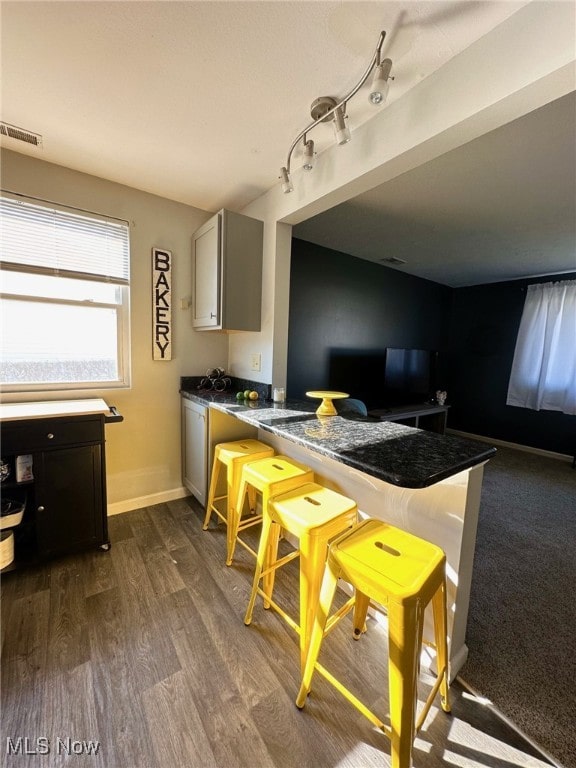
[0,195,129,283]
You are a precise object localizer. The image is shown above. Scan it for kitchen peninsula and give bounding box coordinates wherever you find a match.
[181,384,496,677]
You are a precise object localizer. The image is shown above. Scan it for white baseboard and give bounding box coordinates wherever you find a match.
[446,429,573,463]
[107,486,190,516]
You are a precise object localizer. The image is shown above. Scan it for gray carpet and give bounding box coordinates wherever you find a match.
[460,445,576,768]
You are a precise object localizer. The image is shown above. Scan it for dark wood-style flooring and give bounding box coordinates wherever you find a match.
[1,497,555,767]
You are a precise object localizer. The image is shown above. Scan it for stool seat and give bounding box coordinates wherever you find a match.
[333,519,446,607]
[203,438,274,565]
[237,455,313,490]
[234,455,315,569]
[212,439,273,465]
[269,482,357,538]
[244,482,357,672]
[296,518,451,768]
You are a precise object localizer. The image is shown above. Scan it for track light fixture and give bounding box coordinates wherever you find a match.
[279,30,392,194]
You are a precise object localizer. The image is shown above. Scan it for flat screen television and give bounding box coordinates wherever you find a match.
[328,347,437,409]
[383,348,438,406]
[328,349,387,408]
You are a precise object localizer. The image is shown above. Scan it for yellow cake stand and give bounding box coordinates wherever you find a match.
[306,390,349,417]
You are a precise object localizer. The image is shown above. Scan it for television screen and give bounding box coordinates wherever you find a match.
[384,348,437,405]
[328,347,438,409]
[328,349,387,408]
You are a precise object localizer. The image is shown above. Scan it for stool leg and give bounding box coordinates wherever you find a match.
[225,467,241,566]
[261,489,280,607]
[295,559,340,708]
[262,520,281,610]
[244,511,274,626]
[432,581,451,713]
[387,602,422,768]
[203,458,220,530]
[298,534,330,673]
[352,589,370,640]
[247,482,258,514]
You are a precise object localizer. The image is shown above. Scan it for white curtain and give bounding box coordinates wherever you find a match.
[507,280,576,415]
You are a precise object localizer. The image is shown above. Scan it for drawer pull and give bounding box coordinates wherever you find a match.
[37,506,45,512]
[47,433,54,440]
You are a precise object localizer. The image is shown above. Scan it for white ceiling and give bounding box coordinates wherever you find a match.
[1,0,574,287]
[294,92,576,287]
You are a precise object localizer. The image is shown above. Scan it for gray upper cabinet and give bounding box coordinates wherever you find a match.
[192,209,263,331]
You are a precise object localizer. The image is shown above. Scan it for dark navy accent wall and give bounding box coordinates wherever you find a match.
[287,238,575,455]
[287,239,452,404]
[448,273,576,455]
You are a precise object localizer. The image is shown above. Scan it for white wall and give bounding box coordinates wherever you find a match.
[0,150,228,511]
[233,0,576,392]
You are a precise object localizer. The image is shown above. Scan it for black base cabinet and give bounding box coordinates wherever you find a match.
[1,413,110,570]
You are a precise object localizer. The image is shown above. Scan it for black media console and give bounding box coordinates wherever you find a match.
[368,404,449,435]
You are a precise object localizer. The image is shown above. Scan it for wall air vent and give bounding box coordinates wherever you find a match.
[379,256,407,265]
[0,122,43,147]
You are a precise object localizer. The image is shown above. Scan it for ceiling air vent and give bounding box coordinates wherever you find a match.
[379,256,407,265]
[0,122,43,147]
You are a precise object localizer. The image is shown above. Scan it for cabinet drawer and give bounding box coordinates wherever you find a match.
[2,417,103,453]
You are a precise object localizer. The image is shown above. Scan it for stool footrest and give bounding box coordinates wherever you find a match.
[231,536,258,560]
[324,596,356,636]
[204,506,227,528]
[416,665,451,728]
[251,586,300,635]
[313,660,392,739]
[237,515,264,533]
[259,549,300,580]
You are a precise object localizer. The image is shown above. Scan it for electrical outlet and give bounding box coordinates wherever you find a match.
[250,353,261,372]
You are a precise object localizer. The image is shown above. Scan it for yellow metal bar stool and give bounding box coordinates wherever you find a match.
[203,439,274,565]
[244,482,357,673]
[295,518,451,768]
[235,455,315,592]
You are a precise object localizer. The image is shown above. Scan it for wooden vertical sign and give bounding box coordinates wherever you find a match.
[152,247,172,360]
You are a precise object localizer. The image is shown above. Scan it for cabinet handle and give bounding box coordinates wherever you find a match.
[37,506,45,512]
[210,312,216,318]
[47,433,54,439]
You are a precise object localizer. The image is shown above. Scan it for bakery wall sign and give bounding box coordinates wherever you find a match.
[152,247,172,360]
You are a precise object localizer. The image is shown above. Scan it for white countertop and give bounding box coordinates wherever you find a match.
[0,399,111,422]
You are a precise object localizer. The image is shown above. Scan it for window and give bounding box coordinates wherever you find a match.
[0,194,130,391]
[506,280,576,415]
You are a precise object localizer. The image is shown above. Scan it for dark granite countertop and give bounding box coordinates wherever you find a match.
[180,388,496,489]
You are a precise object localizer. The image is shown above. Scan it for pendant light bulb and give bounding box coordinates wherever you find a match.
[369,58,392,105]
[302,139,315,171]
[280,166,293,193]
[333,106,351,145]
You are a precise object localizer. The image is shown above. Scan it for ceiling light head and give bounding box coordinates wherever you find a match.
[333,106,351,145]
[369,58,393,105]
[302,139,315,171]
[280,166,293,193]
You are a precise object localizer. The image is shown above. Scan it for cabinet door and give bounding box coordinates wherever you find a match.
[192,213,221,328]
[182,400,208,505]
[35,445,104,558]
